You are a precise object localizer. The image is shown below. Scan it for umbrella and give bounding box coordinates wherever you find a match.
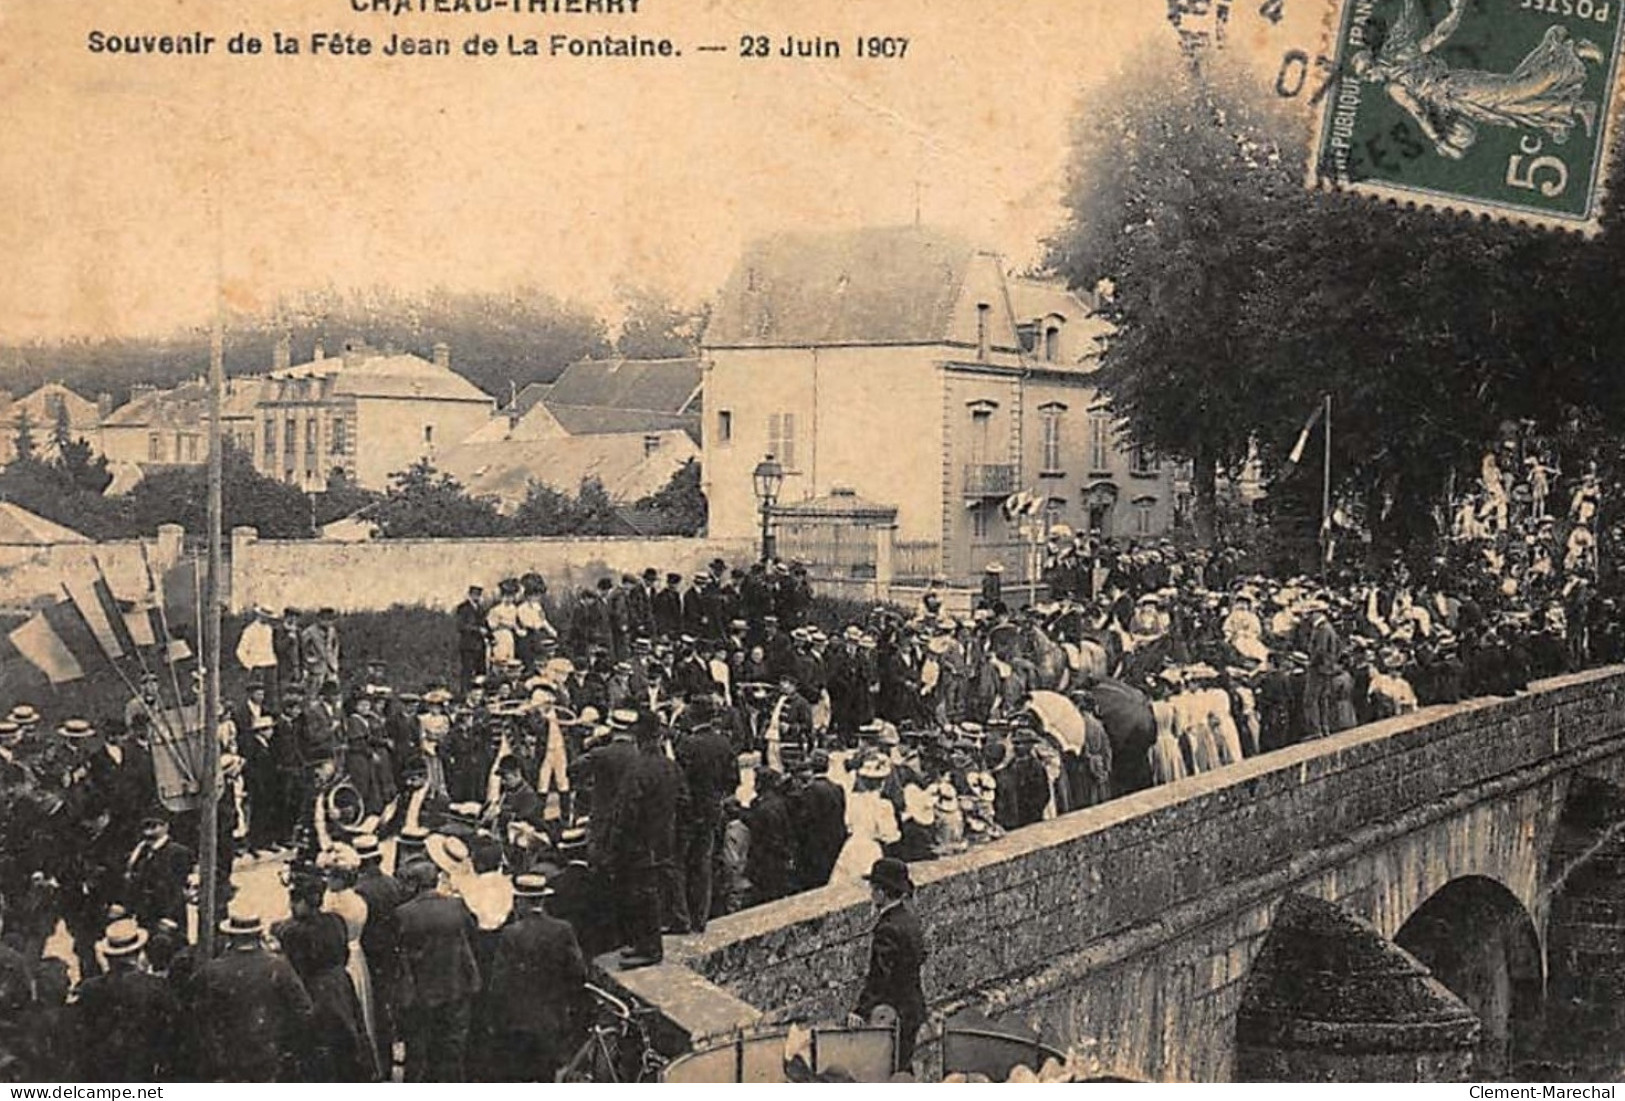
[1025,690,1085,754]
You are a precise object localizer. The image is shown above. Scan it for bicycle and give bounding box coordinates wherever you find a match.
[556,982,668,1082]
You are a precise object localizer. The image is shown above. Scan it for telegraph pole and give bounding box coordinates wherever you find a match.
[199,208,226,959]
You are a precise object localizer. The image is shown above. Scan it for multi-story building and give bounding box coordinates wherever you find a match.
[702,226,1178,583]
[99,338,495,492]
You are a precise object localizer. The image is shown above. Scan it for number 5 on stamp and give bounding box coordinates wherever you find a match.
[1308,0,1625,232]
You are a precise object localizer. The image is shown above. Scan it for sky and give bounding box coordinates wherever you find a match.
[0,0,1322,342]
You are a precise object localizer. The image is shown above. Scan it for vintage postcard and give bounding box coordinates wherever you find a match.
[0,0,1623,1087]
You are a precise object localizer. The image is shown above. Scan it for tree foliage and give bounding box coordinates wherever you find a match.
[11,410,35,464]
[1045,47,1624,558]
[370,459,507,539]
[613,284,709,360]
[123,447,317,539]
[633,457,707,535]
[0,286,613,406]
[508,476,618,536]
[311,469,383,528]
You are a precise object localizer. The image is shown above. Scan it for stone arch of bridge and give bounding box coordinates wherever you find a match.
[1393,875,1543,1079]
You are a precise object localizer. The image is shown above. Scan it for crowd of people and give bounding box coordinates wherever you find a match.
[0,451,1616,1081]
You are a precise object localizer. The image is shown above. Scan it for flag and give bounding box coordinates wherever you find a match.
[124,593,160,649]
[140,542,191,664]
[40,597,107,678]
[63,579,123,662]
[1286,402,1326,465]
[149,702,209,812]
[1023,489,1047,518]
[7,612,84,684]
[90,567,139,659]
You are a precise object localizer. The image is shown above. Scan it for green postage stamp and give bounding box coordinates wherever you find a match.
[1311,0,1625,231]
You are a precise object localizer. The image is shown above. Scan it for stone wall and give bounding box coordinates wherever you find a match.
[0,524,186,612]
[634,666,1625,1081]
[227,527,756,613]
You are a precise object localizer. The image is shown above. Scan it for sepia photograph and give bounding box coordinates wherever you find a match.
[0,0,1623,1085]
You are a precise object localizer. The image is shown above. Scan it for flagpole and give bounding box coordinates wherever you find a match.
[1321,392,1333,579]
[141,541,190,749]
[60,582,169,741]
[93,555,158,688]
[199,257,226,960]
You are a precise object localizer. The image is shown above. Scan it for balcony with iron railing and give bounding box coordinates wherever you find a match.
[963,463,1016,497]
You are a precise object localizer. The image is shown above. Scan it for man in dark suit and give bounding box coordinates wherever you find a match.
[567,711,640,956]
[273,609,305,711]
[674,718,740,932]
[653,572,685,639]
[455,586,488,695]
[485,874,587,1081]
[490,754,546,871]
[850,857,927,1073]
[393,858,482,1082]
[681,574,711,638]
[75,919,179,1081]
[629,568,658,642]
[125,810,193,933]
[789,751,847,891]
[352,834,411,1077]
[609,713,686,967]
[193,908,314,1081]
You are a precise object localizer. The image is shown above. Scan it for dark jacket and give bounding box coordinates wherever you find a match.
[274,911,370,1081]
[193,946,314,1081]
[609,747,686,870]
[75,967,180,1081]
[486,910,587,1049]
[354,866,412,987]
[744,788,793,903]
[125,837,193,931]
[571,737,639,863]
[394,892,482,1010]
[653,587,684,638]
[789,776,847,889]
[855,900,927,1045]
[676,729,741,812]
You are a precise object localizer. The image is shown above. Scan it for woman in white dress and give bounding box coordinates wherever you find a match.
[319,845,379,1079]
[832,757,901,885]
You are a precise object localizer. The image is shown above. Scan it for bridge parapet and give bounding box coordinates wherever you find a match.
[616,666,1625,1081]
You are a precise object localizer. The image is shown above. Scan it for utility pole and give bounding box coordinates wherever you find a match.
[199,216,225,959]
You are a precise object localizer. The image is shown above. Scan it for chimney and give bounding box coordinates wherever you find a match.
[433,342,450,370]
[96,393,113,419]
[273,332,292,372]
[976,302,991,362]
[313,339,326,361]
[342,338,364,370]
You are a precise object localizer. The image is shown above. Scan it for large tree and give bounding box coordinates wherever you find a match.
[1046,47,1615,557]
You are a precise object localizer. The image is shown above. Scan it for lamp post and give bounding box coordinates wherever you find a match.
[752,453,785,563]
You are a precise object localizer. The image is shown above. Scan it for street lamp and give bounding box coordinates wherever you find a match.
[752,453,785,562]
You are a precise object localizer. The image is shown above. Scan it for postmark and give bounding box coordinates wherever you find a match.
[1307,0,1625,231]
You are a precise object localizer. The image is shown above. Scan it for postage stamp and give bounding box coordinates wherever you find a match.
[1308,0,1625,231]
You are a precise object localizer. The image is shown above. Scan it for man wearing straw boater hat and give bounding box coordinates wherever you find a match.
[76,917,179,1081]
[485,872,587,1081]
[850,855,928,1074]
[193,904,313,1082]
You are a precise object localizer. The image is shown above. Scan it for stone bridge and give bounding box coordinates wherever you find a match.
[609,666,1625,1081]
